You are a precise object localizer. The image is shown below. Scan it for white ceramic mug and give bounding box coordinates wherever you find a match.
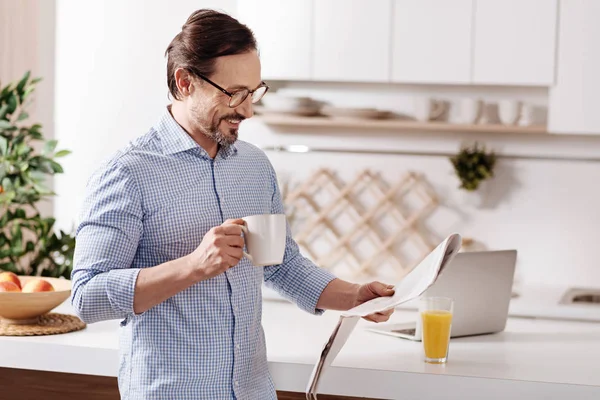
[498,100,522,125]
[241,214,286,266]
[457,98,483,124]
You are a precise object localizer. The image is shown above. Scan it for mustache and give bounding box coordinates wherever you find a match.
[220,113,246,122]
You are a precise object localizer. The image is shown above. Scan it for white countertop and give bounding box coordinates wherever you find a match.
[1,299,599,399]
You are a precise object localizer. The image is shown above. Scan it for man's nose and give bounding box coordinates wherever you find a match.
[235,96,254,119]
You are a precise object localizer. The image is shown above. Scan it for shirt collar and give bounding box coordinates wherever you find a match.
[156,106,237,159]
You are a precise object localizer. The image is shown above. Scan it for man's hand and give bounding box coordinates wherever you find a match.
[354,281,395,323]
[132,219,247,315]
[187,218,245,280]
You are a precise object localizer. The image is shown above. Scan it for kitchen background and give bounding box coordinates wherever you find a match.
[2,0,600,318]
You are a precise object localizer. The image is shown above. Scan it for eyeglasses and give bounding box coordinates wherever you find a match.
[193,72,269,108]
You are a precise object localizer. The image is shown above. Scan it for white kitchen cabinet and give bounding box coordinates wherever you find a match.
[472,0,558,86]
[548,0,600,135]
[313,0,392,82]
[391,0,473,84]
[237,0,312,80]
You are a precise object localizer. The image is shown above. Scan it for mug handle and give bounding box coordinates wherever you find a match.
[240,224,254,264]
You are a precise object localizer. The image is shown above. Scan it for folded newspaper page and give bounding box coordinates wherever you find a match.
[305,233,462,399]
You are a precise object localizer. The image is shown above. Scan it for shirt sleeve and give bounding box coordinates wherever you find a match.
[262,162,337,315]
[70,159,143,324]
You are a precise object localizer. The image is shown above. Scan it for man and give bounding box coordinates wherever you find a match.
[71,9,394,400]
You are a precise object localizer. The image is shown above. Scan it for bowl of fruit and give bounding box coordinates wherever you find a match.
[0,271,71,324]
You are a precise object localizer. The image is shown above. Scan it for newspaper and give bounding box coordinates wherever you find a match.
[305,233,462,399]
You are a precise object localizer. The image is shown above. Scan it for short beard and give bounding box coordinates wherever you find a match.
[210,122,238,146]
[192,103,245,146]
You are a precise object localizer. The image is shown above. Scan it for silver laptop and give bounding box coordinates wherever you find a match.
[367,250,517,341]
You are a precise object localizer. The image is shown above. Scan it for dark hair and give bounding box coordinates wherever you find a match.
[165,9,257,100]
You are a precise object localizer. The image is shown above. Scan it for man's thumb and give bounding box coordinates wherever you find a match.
[371,281,395,296]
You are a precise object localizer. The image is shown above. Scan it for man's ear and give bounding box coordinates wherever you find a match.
[174,68,193,97]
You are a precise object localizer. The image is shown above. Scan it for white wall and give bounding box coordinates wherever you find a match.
[53,0,237,231]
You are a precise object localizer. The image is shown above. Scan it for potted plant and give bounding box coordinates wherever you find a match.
[0,71,75,279]
[449,142,497,207]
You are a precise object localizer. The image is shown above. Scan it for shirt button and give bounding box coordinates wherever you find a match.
[236,344,241,350]
[234,380,239,386]
[233,306,239,312]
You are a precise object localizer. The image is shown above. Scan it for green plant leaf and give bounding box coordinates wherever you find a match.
[28,170,46,183]
[7,93,17,115]
[48,160,64,173]
[33,182,53,195]
[31,77,42,85]
[14,208,26,219]
[15,71,31,94]
[17,162,29,173]
[28,124,43,140]
[0,104,8,120]
[17,111,28,121]
[0,136,7,155]
[42,139,58,156]
[0,191,16,204]
[0,120,11,131]
[54,149,71,158]
[17,144,31,156]
[2,177,12,191]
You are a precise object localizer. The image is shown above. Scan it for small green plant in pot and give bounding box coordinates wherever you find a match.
[450,142,497,191]
[0,71,75,279]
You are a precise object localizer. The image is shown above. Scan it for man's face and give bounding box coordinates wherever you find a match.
[186,50,261,146]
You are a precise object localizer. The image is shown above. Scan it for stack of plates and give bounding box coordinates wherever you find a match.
[257,94,322,116]
[320,105,391,120]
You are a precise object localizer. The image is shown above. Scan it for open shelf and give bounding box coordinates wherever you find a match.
[254,114,548,135]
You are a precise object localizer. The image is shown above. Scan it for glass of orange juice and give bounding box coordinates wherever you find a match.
[419,297,454,364]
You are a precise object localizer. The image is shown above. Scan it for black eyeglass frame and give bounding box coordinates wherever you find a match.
[191,70,269,108]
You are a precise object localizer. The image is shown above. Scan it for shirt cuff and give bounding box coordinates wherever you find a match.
[296,268,337,315]
[106,268,142,317]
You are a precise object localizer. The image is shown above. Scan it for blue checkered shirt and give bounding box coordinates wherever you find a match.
[70,108,337,400]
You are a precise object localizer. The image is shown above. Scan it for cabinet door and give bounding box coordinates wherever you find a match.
[472,0,558,86]
[548,0,600,134]
[313,0,392,82]
[391,0,473,84]
[237,0,312,80]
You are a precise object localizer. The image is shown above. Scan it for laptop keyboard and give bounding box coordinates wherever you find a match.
[392,328,416,336]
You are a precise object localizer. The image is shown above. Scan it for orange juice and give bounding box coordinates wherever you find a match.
[421,310,453,360]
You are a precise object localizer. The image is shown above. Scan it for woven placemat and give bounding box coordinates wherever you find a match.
[0,313,86,336]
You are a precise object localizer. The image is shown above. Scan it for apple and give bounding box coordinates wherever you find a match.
[21,279,54,293]
[0,271,22,290]
[0,281,21,292]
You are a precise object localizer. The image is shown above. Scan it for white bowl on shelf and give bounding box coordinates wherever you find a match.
[321,105,391,120]
[260,94,316,110]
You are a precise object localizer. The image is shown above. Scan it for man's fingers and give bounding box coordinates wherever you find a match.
[223,218,245,226]
[221,223,244,236]
[379,308,394,317]
[367,281,395,297]
[225,235,245,248]
[364,309,394,323]
[225,252,242,267]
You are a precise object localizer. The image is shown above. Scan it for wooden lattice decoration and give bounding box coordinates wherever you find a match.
[282,168,440,283]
